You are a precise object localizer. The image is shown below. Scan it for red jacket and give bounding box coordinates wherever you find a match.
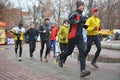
[50,25,58,40]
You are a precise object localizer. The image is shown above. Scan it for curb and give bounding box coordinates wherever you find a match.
[87,54,120,63]
[101,41,120,50]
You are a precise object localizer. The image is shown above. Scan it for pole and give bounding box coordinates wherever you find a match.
[18,0,23,23]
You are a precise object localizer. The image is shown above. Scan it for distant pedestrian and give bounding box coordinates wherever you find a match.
[50,21,58,58]
[38,18,51,62]
[25,22,38,60]
[10,22,25,61]
[85,8,101,68]
[56,20,69,66]
[57,1,91,77]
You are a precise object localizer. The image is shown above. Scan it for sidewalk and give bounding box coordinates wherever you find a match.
[0,43,120,80]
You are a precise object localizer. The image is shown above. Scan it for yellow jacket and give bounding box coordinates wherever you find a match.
[11,26,25,40]
[85,15,100,35]
[58,24,69,43]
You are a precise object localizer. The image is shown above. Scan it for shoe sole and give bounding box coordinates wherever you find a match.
[80,71,91,77]
[58,60,63,67]
[19,60,22,61]
[91,63,99,68]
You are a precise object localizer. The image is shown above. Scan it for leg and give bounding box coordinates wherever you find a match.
[85,36,93,59]
[53,40,56,56]
[15,40,18,54]
[76,37,91,77]
[29,41,33,57]
[60,39,75,60]
[44,40,50,62]
[92,35,101,63]
[40,40,45,59]
[59,43,68,63]
[76,37,85,72]
[18,40,23,61]
[60,43,66,54]
[31,41,36,57]
[19,40,23,57]
[32,41,36,53]
[58,39,75,67]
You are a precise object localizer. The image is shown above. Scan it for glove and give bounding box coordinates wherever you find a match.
[62,37,66,41]
[34,36,38,41]
[94,27,98,30]
[84,25,88,29]
[94,27,101,31]
[17,31,22,37]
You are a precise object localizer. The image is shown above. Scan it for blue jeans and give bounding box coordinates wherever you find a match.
[50,40,56,55]
[85,35,101,63]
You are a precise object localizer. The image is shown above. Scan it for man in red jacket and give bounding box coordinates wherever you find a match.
[50,21,58,58]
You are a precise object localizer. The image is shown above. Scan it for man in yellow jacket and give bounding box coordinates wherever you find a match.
[85,8,101,68]
[10,23,25,61]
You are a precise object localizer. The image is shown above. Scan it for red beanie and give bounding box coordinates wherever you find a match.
[91,8,98,14]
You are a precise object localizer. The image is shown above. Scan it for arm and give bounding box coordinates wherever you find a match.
[85,18,94,31]
[36,29,39,37]
[10,27,18,35]
[58,27,64,40]
[68,12,80,24]
[38,25,45,33]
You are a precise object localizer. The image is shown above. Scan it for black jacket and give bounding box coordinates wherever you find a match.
[25,28,38,41]
[38,24,51,41]
[68,10,86,37]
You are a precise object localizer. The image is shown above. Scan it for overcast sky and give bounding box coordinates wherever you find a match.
[9,0,39,11]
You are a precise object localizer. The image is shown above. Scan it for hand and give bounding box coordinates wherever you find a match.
[50,31,51,34]
[84,25,88,29]
[62,37,66,41]
[94,27,99,30]
[43,30,46,33]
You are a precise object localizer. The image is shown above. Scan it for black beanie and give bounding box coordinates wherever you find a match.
[76,1,84,8]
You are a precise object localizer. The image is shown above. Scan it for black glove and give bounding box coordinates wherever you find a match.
[84,25,88,29]
[62,37,66,41]
[17,31,22,37]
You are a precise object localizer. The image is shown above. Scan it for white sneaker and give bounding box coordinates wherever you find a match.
[19,57,22,61]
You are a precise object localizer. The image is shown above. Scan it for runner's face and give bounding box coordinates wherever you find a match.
[31,24,35,28]
[93,11,99,17]
[45,20,50,25]
[78,5,85,11]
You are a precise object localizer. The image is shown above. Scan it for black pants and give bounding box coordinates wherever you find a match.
[85,35,101,63]
[59,36,86,72]
[40,39,50,58]
[59,43,68,63]
[15,40,23,57]
[29,41,36,57]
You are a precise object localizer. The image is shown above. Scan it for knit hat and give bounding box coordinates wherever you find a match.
[76,1,84,8]
[19,22,23,26]
[44,18,50,21]
[91,8,98,14]
[50,21,55,25]
[63,20,68,24]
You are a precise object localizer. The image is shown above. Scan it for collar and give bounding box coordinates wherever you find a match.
[92,15,98,18]
[76,9,83,14]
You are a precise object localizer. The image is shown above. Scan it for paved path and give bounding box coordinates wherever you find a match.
[0,43,120,80]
